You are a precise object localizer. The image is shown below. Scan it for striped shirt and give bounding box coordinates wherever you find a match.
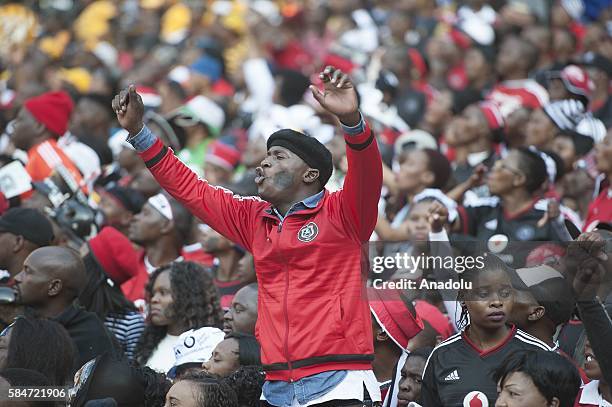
[104,311,145,361]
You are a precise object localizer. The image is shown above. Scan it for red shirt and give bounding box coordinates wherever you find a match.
[584,188,612,231]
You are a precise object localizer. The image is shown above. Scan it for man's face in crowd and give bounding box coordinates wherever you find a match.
[446,105,488,147]
[595,132,612,174]
[397,356,426,406]
[464,48,489,83]
[13,250,54,306]
[223,286,258,335]
[202,338,240,378]
[396,150,432,193]
[98,192,132,229]
[199,225,233,254]
[149,270,175,327]
[526,109,556,148]
[464,268,515,331]
[487,151,524,196]
[0,231,18,271]
[70,98,108,136]
[128,203,165,245]
[495,372,550,407]
[11,108,43,151]
[164,380,199,407]
[256,146,313,203]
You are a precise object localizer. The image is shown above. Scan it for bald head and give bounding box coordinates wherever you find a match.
[14,247,86,308]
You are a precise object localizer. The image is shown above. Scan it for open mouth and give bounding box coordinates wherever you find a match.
[254,167,268,185]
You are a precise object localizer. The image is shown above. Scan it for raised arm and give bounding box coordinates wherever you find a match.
[310,67,383,241]
[112,86,260,251]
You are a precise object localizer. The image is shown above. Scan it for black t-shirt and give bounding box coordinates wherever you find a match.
[454,198,569,267]
[421,326,551,407]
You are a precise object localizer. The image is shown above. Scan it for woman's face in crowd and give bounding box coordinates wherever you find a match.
[465,48,489,82]
[396,150,430,193]
[149,270,175,327]
[487,151,524,196]
[202,338,240,378]
[526,109,556,149]
[397,355,426,406]
[583,339,602,380]
[495,372,552,407]
[595,132,612,174]
[465,268,514,330]
[164,380,199,407]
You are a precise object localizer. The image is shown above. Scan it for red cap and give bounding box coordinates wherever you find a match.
[415,300,454,340]
[88,226,139,285]
[136,86,161,108]
[557,65,594,99]
[368,288,424,350]
[24,91,74,137]
[206,140,241,171]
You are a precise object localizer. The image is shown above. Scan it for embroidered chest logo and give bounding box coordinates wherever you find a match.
[297,222,319,242]
[463,391,488,407]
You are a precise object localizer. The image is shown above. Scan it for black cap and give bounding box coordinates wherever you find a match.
[105,186,145,214]
[0,208,54,247]
[267,129,333,189]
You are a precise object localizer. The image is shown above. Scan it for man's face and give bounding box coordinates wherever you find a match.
[128,203,165,245]
[11,108,42,151]
[199,225,233,254]
[397,356,426,406]
[255,146,312,203]
[223,286,258,335]
[525,109,557,149]
[99,193,132,229]
[13,250,53,306]
[508,290,540,330]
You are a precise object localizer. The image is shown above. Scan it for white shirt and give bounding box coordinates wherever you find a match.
[145,334,180,373]
[579,380,612,407]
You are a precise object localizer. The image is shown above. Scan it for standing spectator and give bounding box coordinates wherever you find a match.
[135,262,223,373]
[0,208,54,279]
[113,66,384,405]
[121,193,193,304]
[421,255,552,406]
[12,246,115,368]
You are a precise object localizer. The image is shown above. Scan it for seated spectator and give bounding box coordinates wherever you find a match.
[12,246,116,369]
[0,208,54,279]
[164,371,238,407]
[222,366,266,407]
[69,354,170,407]
[202,333,261,378]
[223,283,258,336]
[135,262,223,373]
[395,347,433,407]
[0,316,75,385]
[168,326,225,380]
[80,227,145,361]
[576,338,611,406]
[0,368,55,407]
[421,255,553,405]
[493,350,581,407]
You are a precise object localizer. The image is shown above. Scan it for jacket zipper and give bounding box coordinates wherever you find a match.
[277,219,293,381]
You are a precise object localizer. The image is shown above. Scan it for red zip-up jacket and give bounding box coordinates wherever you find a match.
[137,121,382,381]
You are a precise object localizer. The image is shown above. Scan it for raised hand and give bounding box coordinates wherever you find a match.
[112,85,145,136]
[309,66,360,127]
[428,201,449,234]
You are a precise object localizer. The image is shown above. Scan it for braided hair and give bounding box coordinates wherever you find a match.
[135,261,223,365]
[178,371,238,407]
[222,366,265,407]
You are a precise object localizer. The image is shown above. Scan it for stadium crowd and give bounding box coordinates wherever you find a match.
[0,0,611,405]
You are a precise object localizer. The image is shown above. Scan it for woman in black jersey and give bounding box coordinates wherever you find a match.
[421,255,552,407]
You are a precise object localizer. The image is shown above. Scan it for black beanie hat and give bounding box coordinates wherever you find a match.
[267,129,333,189]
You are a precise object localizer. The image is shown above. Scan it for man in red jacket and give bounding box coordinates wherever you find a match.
[112,66,383,406]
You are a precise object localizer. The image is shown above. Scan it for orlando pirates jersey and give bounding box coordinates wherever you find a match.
[421,325,551,407]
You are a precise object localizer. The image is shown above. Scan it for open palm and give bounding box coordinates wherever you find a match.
[310,66,359,125]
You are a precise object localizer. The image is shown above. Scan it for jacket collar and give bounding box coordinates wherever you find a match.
[262,189,328,220]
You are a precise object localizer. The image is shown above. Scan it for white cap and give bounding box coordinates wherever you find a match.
[168,327,225,378]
